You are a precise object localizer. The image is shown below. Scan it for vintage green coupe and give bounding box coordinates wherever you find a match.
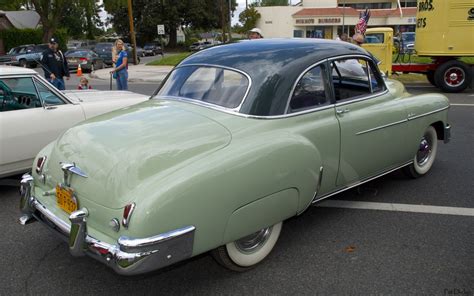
[20,39,450,275]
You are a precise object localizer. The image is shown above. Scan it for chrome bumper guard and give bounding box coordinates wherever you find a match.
[444,124,451,144]
[19,174,195,275]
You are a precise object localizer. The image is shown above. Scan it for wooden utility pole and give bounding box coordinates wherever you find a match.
[127,0,138,65]
[228,0,232,43]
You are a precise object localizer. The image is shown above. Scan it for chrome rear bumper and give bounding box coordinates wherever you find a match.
[19,174,195,275]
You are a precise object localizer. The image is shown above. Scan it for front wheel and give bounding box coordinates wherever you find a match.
[403,126,438,178]
[211,222,282,271]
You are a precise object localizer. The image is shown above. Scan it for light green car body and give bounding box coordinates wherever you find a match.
[21,39,451,274]
[30,78,449,258]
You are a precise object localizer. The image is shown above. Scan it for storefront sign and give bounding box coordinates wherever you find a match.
[296,19,315,24]
[318,18,341,24]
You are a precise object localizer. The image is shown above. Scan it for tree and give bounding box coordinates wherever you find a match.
[254,0,289,6]
[30,0,70,42]
[238,6,261,34]
[103,0,237,47]
[59,1,103,40]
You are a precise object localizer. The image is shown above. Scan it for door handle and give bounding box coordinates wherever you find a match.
[336,108,350,115]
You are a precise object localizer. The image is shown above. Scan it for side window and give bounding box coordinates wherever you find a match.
[367,60,386,93]
[289,64,329,113]
[35,80,66,106]
[331,58,371,101]
[0,77,42,112]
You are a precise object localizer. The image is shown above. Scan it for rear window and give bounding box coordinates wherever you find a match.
[66,51,90,57]
[157,66,249,109]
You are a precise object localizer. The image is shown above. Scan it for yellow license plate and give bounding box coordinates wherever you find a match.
[56,185,78,214]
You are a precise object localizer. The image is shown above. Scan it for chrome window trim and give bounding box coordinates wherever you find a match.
[407,106,450,121]
[327,54,389,104]
[356,119,408,135]
[33,74,74,104]
[162,63,253,112]
[157,95,336,120]
[334,89,390,107]
[284,59,330,114]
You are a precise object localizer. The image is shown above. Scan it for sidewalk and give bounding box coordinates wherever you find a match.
[89,64,173,83]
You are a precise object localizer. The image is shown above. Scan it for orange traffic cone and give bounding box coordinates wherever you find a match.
[76,64,83,77]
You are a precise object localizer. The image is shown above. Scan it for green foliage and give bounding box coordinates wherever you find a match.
[253,0,289,6]
[103,0,237,47]
[0,28,68,51]
[59,0,103,40]
[146,52,192,66]
[238,7,261,34]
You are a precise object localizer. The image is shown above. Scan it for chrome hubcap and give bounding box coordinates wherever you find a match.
[444,67,465,87]
[234,226,273,254]
[416,138,431,166]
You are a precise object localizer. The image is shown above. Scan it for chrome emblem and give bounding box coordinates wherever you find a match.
[60,162,88,186]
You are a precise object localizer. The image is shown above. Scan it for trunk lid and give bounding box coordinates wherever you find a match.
[46,100,231,209]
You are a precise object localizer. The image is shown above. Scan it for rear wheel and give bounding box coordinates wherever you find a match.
[19,59,27,67]
[403,126,438,178]
[434,60,471,93]
[211,222,282,271]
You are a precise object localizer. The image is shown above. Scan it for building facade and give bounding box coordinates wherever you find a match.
[255,0,417,39]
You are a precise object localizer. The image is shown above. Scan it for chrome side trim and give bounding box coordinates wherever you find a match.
[334,89,390,107]
[356,119,408,135]
[407,106,450,121]
[311,161,413,204]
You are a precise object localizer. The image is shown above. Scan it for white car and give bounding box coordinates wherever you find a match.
[0,66,149,178]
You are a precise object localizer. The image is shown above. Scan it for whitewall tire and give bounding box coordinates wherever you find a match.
[212,222,282,271]
[404,126,438,178]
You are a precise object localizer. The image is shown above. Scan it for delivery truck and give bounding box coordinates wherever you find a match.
[363,0,474,92]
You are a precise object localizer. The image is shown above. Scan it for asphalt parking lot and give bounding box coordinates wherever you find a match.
[0,85,473,295]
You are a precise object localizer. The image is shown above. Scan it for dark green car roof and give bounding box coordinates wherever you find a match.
[179,38,373,116]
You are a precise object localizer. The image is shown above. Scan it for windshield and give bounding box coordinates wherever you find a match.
[157,65,249,109]
[402,33,415,42]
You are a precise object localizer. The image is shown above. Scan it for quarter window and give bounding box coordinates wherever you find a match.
[289,64,329,113]
[35,80,66,106]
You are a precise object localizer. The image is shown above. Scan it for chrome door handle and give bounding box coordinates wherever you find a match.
[336,108,350,115]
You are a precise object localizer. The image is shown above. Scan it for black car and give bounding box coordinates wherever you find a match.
[93,42,140,66]
[143,43,163,56]
[65,49,105,73]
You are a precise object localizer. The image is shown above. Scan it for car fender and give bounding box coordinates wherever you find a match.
[126,132,322,256]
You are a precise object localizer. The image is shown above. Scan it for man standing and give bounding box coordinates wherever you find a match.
[41,37,70,90]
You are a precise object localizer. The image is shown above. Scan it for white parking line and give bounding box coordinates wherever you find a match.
[316,200,474,217]
[451,103,474,106]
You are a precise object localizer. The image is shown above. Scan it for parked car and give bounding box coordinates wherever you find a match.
[0,44,48,68]
[143,43,163,56]
[93,42,114,66]
[93,42,140,66]
[125,43,145,57]
[189,41,213,51]
[65,49,105,73]
[0,66,149,178]
[19,39,450,275]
